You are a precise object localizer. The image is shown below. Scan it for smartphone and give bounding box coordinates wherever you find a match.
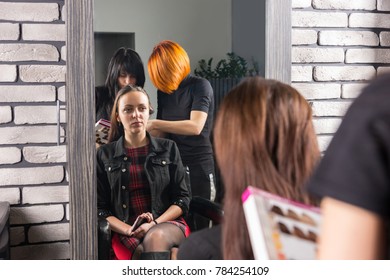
[131,216,147,232]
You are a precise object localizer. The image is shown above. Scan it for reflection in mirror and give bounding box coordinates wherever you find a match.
[93,0,266,111]
[67,0,291,259]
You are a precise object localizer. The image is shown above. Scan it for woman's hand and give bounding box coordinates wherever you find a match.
[138,212,154,223]
[131,221,155,239]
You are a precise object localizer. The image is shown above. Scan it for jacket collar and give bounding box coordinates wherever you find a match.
[113,132,167,158]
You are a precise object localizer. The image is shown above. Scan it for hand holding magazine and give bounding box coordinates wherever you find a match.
[242,186,321,260]
[95,118,111,145]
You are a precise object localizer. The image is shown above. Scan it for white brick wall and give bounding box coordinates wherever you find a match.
[0,23,19,40]
[0,106,12,123]
[350,13,390,28]
[23,185,68,204]
[11,242,69,260]
[29,223,69,243]
[0,188,20,205]
[0,65,17,82]
[312,0,376,10]
[319,31,379,46]
[0,3,59,22]
[14,106,66,124]
[0,44,59,62]
[313,66,376,81]
[20,65,66,82]
[0,166,64,186]
[292,0,390,158]
[0,126,64,144]
[292,11,348,27]
[0,85,56,102]
[378,0,390,11]
[0,0,67,260]
[0,147,21,164]
[23,146,66,163]
[22,24,66,41]
[10,204,64,225]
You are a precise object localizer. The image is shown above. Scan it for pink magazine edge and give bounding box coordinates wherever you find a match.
[96,118,111,128]
[242,186,321,213]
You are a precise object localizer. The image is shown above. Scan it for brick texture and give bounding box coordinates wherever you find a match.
[0,3,59,22]
[0,147,21,164]
[23,146,66,164]
[293,1,390,158]
[0,65,17,82]
[23,185,69,204]
[22,24,66,41]
[0,166,64,186]
[0,44,59,62]
[10,204,64,225]
[11,242,69,260]
[312,0,376,10]
[0,106,12,124]
[0,126,64,144]
[0,85,56,102]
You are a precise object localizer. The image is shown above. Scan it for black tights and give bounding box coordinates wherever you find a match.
[134,223,185,256]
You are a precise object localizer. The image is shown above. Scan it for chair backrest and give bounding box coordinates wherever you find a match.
[186,196,224,232]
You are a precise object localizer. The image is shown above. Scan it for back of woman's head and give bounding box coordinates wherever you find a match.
[105,47,145,95]
[148,40,191,94]
[214,76,320,259]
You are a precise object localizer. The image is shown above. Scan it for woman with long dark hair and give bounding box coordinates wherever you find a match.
[96,47,145,121]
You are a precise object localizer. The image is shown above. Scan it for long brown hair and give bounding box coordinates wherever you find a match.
[214,76,320,259]
[108,85,154,143]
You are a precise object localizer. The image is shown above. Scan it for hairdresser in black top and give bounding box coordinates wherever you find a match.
[147,40,215,230]
[96,47,145,121]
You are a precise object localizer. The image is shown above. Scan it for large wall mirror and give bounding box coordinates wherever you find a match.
[66,0,291,259]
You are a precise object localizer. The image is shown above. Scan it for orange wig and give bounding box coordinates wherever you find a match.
[148,40,191,94]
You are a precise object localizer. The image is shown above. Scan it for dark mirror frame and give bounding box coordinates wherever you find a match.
[66,0,291,259]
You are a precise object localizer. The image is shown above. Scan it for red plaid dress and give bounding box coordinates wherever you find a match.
[111,144,189,260]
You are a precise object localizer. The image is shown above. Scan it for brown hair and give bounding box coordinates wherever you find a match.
[214,76,320,259]
[148,40,191,94]
[108,85,154,143]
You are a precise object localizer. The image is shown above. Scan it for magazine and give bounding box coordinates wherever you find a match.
[242,186,321,260]
[95,118,111,145]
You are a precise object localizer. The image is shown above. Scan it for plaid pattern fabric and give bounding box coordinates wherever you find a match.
[115,144,189,259]
[118,144,151,254]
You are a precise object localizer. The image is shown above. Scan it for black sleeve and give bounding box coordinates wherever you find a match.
[157,90,162,120]
[191,78,213,113]
[177,225,222,260]
[169,141,191,215]
[307,79,390,218]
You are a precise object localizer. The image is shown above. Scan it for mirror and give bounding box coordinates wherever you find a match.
[66,0,291,259]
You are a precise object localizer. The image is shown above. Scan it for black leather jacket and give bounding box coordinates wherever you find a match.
[97,133,191,222]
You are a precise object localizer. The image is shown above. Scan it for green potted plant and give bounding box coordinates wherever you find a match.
[194,52,259,111]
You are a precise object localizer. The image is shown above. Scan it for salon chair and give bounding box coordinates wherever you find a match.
[0,201,10,260]
[98,196,223,260]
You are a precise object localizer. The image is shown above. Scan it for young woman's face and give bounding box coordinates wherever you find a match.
[116,91,149,135]
[117,70,137,89]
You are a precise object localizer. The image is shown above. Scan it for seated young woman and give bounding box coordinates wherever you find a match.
[97,85,191,260]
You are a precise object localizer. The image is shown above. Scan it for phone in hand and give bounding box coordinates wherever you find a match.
[131,216,147,232]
